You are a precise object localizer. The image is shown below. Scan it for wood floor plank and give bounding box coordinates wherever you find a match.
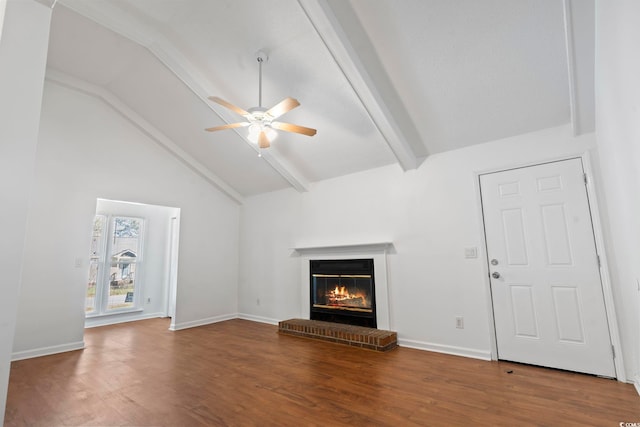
[5,318,640,426]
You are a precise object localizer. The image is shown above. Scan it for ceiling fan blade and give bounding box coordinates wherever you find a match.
[208,96,251,117]
[271,121,317,137]
[265,97,300,119]
[258,131,270,149]
[204,122,249,132]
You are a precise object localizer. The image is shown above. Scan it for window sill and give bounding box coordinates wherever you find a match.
[86,308,144,319]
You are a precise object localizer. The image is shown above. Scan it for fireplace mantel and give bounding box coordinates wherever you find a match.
[296,242,392,330]
[293,242,393,255]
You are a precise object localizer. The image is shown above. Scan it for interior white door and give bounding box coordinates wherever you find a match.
[480,158,615,377]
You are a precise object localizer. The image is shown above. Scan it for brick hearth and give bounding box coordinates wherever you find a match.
[278,318,397,352]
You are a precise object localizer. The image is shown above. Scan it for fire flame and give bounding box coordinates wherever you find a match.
[327,285,369,307]
[333,286,348,297]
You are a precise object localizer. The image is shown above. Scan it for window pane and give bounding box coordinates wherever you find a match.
[107,262,137,310]
[86,260,99,312]
[87,215,106,313]
[108,217,140,310]
[111,217,141,259]
[90,215,106,259]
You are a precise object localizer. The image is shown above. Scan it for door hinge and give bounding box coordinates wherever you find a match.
[583,173,588,185]
[597,255,601,267]
[612,345,616,359]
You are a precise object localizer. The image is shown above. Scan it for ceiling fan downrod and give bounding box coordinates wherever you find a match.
[256,50,268,109]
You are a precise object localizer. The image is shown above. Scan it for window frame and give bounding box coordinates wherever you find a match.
[86,214,146,317]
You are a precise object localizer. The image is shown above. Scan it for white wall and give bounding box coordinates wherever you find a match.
[0,0,51,423]
[12,80,240,359]
[239,125,609,360]
[595,0,640,388]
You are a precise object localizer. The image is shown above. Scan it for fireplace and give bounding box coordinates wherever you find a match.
[309,258,376,328]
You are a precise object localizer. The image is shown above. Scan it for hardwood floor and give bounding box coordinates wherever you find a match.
[5,318,640,426]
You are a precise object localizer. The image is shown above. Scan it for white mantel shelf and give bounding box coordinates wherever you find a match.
[292,242,393,255]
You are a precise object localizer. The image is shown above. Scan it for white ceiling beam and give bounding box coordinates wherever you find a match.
[298,0,424,171]
[562,0,595,136]
[57,0,310,193]
[32,0,58,8]
[46,69,245,205]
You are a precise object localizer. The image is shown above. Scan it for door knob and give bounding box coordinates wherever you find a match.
[492,272,501,279]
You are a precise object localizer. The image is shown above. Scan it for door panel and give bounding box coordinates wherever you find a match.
[541,204,572,265]
[509,284,538,338]
[502,209,529,265]
[551,285,584,343]
[481,158,615,377]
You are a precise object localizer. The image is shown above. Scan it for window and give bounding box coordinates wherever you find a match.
[86,215,145,315]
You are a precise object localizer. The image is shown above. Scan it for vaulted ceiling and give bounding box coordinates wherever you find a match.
[46,0,595,202]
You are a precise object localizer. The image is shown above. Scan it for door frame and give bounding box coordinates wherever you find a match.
[165,213,180,319]
[474,152,625,381]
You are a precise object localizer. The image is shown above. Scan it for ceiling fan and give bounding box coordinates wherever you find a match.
[205,50,317,150]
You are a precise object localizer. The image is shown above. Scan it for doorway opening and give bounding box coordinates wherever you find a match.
[85,199,180,328]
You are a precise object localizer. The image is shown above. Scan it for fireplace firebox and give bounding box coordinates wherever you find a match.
[310,259,376,328]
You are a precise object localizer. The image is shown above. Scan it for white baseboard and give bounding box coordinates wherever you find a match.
[237,313,279,325]
[633,374,640,396]
[398,338,492,361]
[169,313,237,331]
[12,341,85,362]
[84,311,166,328]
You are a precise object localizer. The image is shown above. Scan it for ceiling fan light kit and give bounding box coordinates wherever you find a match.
[205,50,317,154]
